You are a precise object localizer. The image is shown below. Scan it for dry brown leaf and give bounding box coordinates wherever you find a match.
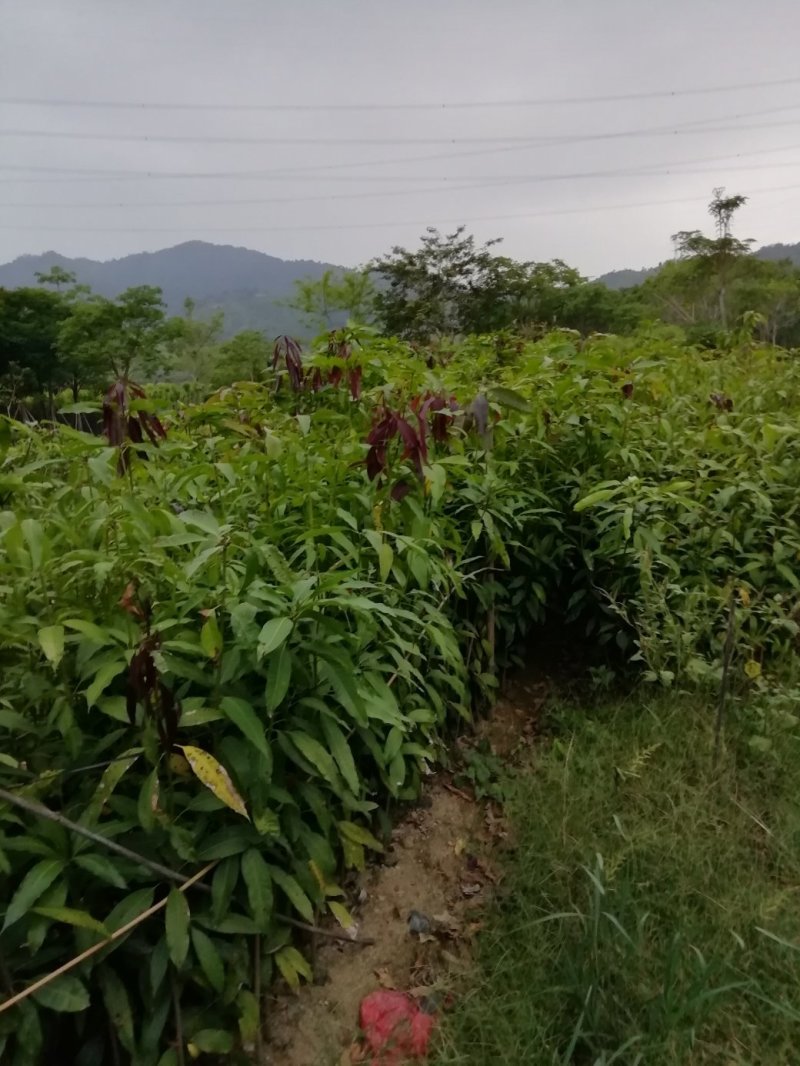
[374,967,396,989]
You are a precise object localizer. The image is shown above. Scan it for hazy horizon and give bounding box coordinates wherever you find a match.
[3,0,800,276]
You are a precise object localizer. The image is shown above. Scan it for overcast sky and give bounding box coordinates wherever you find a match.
[2,0,800,276]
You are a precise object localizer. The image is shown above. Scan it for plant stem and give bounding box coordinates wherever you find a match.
[172,972,185,1066]
[0,788,212,893]
[713,587,737,770]
[254,935,263,1063]
[0,862,216,1015]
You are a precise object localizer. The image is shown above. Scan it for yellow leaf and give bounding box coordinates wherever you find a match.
[275,946,312,993]
[168,753,191,778]
[737,586,751,607]
[187,1043,200,1060]
[744,660,762,680]
[308,859,344,898]
[178,745,249,820]
[309,859,326,894]
[341,836,365,871]
[329,901,354,930]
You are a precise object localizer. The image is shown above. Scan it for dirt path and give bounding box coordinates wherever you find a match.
[263,676,546,1066]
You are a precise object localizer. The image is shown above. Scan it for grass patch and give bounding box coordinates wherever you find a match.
[435,687,800,1064]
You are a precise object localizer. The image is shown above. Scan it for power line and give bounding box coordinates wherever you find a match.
[2,103,798,156]
[5,139,800,185]
[5,117,800,148]
[4,158,800,211]
[1,182,798,235]
[4,107,798,184]
[3,75,800,112]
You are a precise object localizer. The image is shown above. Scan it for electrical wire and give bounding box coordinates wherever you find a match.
[3,74,800,111]
[1,181,798,235]
[4,139,800,185]
[4,157,800,210]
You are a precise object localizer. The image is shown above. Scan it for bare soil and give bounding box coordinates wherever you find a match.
[262,676,546,1066]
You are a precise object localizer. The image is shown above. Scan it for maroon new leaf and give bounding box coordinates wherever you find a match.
[273,336,305,392]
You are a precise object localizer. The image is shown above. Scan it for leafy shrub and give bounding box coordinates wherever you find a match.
[0,327,798,1060]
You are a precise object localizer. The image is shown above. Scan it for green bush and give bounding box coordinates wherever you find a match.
[0,327,798,1061]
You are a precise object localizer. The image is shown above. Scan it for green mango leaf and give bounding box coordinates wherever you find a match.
[150,936,169,994]
[191,928,225,993]
[388,752,406,793]
[75,853,127,890]
[268,865,314,923]
[99,967,135,1051]
[241,848,273,930]
[62,617,119,644]
[38,625,65,667]
[85,659,127,708]
[3,858,64,929]
[383,726,404,764]
[257,616,294,658]
[165,888,190,968]
[188,1030,234,1055]
[488,385,533,413]
[288,730,340,790]
[320,718,360,796]
[211,856,239,923]
[219,696,269,758]
[266,644,293,713]
[82,751,139,825]
[318,659,366,725]
[180,509,221,536]
[200,913,260,934]
[574,486,619,512]
[237,989,260,1041]
[104,887,155,934]
[58,401,101,414]
[378,541,394,582]
[32,974,89,1013]
[21,517,47,569]
[0,709,35,733]
[32,906,108,936]
[275,945,312,993]
[200,614,223,659]
[137,767,160,831]
[338,820,384,852]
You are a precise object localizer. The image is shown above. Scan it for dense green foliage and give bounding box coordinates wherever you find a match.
[5,192,800,419]
[1,321,799,1061]
[436,687,800,1064]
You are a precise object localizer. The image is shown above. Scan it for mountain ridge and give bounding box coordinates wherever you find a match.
[597,241,800,289]
[0,241,347,337]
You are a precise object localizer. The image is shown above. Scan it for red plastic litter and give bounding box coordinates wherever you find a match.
[357,989,436,1064]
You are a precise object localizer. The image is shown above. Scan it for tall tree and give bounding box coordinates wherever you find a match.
[164,297,224,382]
[211,330,271,387]
[57,286,168,393]
[370,227,504,339]
[671,188,753,328]
[0,287,70,411]
[288,268,376,333]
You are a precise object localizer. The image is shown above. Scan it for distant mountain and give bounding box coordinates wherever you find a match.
[597,242,800,290]
[595,266,658,290]
[755,242,800,266]
[0,241,346,336]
